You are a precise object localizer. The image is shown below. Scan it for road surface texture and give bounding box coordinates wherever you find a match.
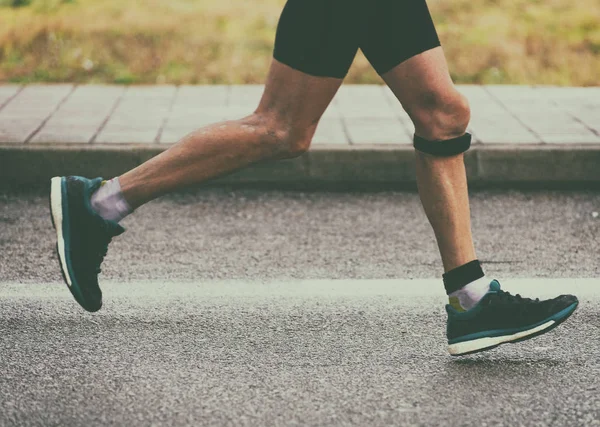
[2,189,600,281]
[1,189,599,426]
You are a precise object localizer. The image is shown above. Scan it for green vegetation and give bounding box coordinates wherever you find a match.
[0,0,598,85]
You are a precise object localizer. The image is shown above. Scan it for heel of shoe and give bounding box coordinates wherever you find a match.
[50,177,73,288]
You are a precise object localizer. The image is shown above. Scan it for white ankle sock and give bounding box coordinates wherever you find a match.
[449,276,491,311]
[90,177,133,223]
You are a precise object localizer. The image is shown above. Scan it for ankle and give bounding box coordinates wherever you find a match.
[90,177,133,223]
[449,276,490,311]
[443,260,489,311]
[443,260,484,294]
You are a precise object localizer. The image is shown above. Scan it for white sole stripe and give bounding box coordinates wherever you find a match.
[448,319,555,355]
[50,177,72,288]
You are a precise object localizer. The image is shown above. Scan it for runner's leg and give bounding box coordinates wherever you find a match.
[50,0,359,312]
[119,0,358,209]
[360,0,486,306]
[382,49,476,274]
[358,1,578,357]
[119,61,342,209]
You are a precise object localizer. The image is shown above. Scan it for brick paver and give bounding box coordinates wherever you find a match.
[160,85,229,144]
[486,86,600,144]
[31,85,125,144]
[229,85,264,106]
[312,118,347,145]
[95,86,177,144]
[1,84,597,147]
[346,118,411,145]
[0,84,73,144]
[1,84,599,189]
[335,86,414,144]
[337,85,397,119]
[534,87,600,136]
[0,85,21,110]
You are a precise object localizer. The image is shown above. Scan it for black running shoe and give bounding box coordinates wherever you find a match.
[447,280,578,356]
[49,176,124,312]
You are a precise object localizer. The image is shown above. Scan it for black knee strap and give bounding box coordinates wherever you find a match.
[414,133,472,157]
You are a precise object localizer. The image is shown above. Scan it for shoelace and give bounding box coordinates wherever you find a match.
[496,289,540,304]
[90,224,115,275]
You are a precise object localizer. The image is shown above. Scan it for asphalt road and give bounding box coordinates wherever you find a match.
[1,189,600,282]
[1,280,599,427]
[1,189,600,426]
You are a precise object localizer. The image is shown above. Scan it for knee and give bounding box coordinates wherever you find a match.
[252,114,314,159]
[409,90,471,141]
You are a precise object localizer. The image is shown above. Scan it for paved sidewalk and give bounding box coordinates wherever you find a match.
[1,84,599,190]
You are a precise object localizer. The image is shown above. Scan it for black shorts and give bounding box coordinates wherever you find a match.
[273,0,441,79]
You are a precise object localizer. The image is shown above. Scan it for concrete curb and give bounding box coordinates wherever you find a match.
[2,143,600,192]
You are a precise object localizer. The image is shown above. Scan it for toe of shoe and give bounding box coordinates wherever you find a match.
[80,298,102,313]
[72,289,102,312]
[553,294,578,311]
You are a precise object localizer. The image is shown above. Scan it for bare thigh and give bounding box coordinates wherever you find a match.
[256,59,343,136]
[381,46,461,118]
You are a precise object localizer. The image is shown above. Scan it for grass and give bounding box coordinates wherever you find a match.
[0,0,598,85]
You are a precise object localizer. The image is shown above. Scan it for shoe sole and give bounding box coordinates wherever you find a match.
[50,177,99,311]
[50,177,73,288]
[448,301,579,356]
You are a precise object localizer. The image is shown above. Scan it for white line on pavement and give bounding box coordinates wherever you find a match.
[1,278,599,299]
